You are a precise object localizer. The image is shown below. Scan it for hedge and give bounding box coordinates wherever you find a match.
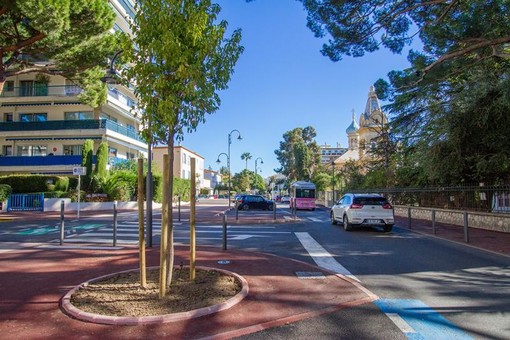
[0,184,12,202]
[0,175,69,193]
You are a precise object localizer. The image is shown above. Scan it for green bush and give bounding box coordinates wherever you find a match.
[0,184,12,202]
[0,175,69,193]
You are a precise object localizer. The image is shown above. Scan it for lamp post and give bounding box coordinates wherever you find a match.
[101,50,153,246]
[254,157,263,175]
[217,129,242,208]
[331,160,335,204]
[216,152,229,204]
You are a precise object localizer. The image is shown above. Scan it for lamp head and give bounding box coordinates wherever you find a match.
[216,158,221,164]
[237,135,242,141]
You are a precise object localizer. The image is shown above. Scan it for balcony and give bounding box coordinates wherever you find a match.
[0,85,83,98]
[0,155,82,167]
[0,119,144,142]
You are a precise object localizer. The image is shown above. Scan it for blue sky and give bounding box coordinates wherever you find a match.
[182,0,412,179]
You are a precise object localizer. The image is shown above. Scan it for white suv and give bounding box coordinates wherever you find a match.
[331,193,394,232]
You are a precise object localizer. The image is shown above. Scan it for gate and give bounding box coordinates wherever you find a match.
[7,193,45,212]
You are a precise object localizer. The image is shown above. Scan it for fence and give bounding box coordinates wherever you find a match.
[346,185,510,214]
[7,193,45,212]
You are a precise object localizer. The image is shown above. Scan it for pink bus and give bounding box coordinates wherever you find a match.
[290,181,316,211]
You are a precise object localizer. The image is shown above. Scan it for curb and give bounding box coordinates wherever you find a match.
[60,265,249,325]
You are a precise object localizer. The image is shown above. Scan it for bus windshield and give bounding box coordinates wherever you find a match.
[296,188,315,198]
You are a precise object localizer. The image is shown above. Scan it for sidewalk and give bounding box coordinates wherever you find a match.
[394,216,510,256]
[0,244,375,339]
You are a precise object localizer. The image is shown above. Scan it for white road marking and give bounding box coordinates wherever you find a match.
[385,313,416,334]
[294,232,359,282]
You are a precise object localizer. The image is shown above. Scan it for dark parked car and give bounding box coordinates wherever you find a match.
[236,195,274,211]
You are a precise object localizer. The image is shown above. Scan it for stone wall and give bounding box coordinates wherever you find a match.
[395,206,510,233]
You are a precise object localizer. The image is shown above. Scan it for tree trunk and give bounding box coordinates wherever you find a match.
[165,136,175,290]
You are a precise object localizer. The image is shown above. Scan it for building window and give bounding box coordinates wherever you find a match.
[20,80,48,96]
[126,152,135,159]
[2,145,12,156]
[19,113,47,122]
[64,145,83,156]
[100,113,118,123]
[17,145,47,156]
[5,81,14,92]
[65,111,93,120]
[4,113,13,122]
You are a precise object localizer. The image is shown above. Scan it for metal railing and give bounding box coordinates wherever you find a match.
[347,184,510,214]
[0,85,83,97]
[0,119,144,142]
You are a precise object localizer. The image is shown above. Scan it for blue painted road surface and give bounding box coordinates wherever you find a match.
[375,299,473,339]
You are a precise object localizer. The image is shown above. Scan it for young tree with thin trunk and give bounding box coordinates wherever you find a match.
[125,0,243,296]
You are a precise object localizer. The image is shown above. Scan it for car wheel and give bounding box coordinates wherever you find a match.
[343,215,352,231]
[242,204,249,211]
[383,224,393,232]
[269,204,274,210]
[331,212,337,225]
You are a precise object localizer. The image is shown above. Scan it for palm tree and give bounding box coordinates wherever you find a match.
[241,152,252,170]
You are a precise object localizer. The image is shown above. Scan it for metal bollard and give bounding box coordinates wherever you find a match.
[463,211,469,243]
[178,195,181,222]
[113,201,118,247]
[431,209,436,235]
[273,201,276,220]
[222,214,227,250]
[407,207,412,229]
[59,200,65,245]
[235,205,239,221]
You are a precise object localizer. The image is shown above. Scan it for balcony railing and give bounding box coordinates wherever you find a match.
[0,155,82,166]
[0,85,83,98]
[0,119,144,142]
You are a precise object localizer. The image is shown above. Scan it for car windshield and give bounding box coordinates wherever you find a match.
[353,197,388,205]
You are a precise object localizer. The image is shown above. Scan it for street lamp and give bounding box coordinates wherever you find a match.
[254,157,263,175]
[101,50,153,246]
[216,152,229,204]
[217,129,242,208]
[331,160,335,204]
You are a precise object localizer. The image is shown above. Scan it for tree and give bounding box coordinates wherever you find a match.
[300,0,510,71]
[299,0,510,185]
[0,0,123,107]
[81,139,94,189]
[125,0,243,295]
[95,141,109,179]
[274,126,321,182]
[240,152,252,170]
[232,169,251,193]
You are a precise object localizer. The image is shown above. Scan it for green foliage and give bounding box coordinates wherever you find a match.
[241,152,252,170]
[274,126,322,182]
[102,170,137,201]
[81,139,94,188]
[311,172,331,192]
[173,177,191,202]
[95,141,109,178]
[0,184,12,202]
[232,169,251,193]
[0,175,69,193]
[0,0,124,107]
[124,0,244,144]
[298,0,510,186]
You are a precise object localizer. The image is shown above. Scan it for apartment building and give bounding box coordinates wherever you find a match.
[152,145,205,191]
[0,0,147,175]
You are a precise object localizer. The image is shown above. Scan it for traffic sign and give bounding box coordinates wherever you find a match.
[72,167,86,176]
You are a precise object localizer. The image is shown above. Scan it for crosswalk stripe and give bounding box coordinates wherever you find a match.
[295,232,359,282]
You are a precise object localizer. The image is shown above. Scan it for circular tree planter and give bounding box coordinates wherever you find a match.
[61,266,249,325]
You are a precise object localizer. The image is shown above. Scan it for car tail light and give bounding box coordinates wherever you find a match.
[382,203,393,209]
[350,203,363,209]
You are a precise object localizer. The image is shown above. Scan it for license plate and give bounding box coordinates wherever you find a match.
[365,219,382,224]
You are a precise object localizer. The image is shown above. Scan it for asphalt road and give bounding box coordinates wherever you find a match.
[1,201,509,339]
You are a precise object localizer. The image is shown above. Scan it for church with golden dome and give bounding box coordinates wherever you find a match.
[321,86,389,167]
